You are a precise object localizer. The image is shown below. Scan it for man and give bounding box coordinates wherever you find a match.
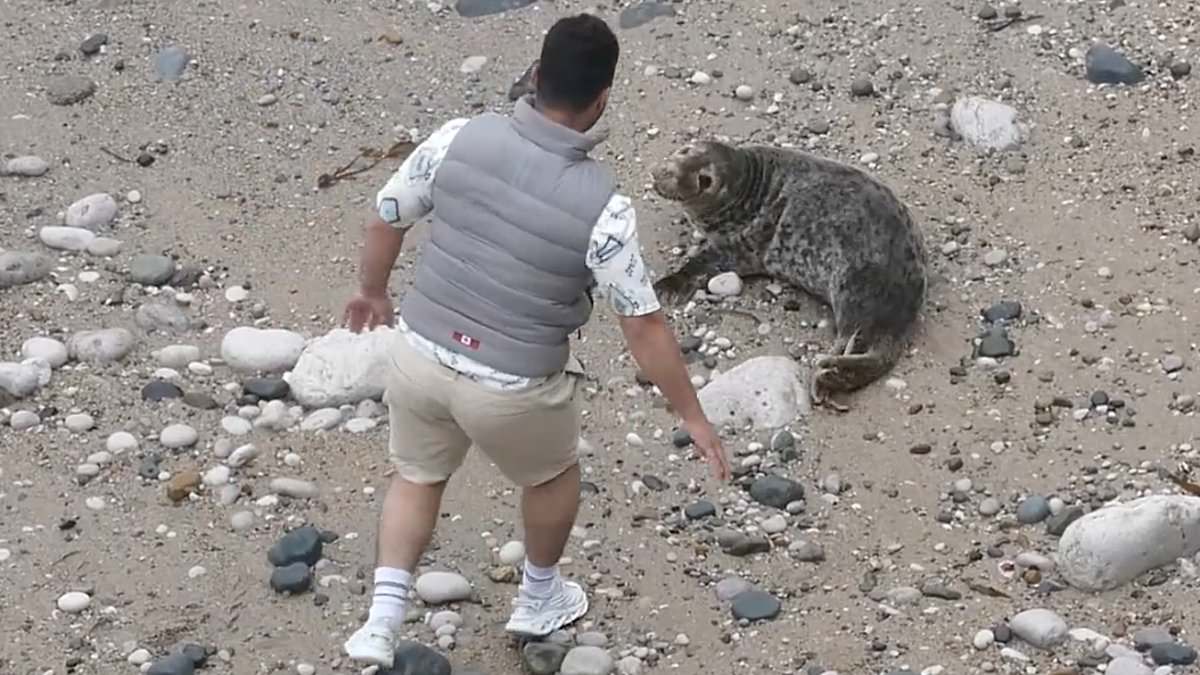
[340,13,731,668]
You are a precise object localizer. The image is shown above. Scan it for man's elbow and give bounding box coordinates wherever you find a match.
[618,309,666,342]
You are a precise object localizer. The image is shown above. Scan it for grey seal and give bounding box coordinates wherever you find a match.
[650,140,927,410]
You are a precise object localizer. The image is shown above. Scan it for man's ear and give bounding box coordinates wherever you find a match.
[530,61,540,91]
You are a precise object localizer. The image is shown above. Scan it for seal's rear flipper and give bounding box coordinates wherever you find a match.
[810,333,906,410]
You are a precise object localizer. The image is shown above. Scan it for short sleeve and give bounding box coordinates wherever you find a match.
[375,118,469,228]
[586,194,662,317]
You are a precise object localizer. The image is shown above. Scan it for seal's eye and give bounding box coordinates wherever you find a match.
[697,174,713,191]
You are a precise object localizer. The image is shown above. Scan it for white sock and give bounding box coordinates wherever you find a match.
[367,567,411,631]
[521,560,558,598]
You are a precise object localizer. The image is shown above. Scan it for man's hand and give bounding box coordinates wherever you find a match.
[683,417,732,481]
[343,291,394,333]
[619,310,732,481]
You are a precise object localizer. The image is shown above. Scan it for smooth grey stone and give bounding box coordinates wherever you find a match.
[1008,608,1068,649]
[46,75,97,105]
[685,500,716,520]
[267,526,323,567]
[382,640,452,675]
[269,562,312,594]
[243,377,289,400]
[731,589,781,621]
[4,156,50,177]
[128,254,177,286]
[454,0,535,19]
[1016,496,1051,524]
[142,380,183,401]
[982,300,1022,323]
[68,328,136,363]
[749,475,805,509]
[135,302,192,334]
[618,1,675,29]
[1134,627,1175,651]
[0,251,52,289]
[559,646,613,675]
[1086,43,1144,85]
[977,326,1015,357]
[1045,505,1085,536]
[715,577,754,602]
[80,33,108,55]
[718,531,770,557]
[146,653,195,675]
[523,642,568,675]
[1151,643,1197,666]
[155,46,191,81]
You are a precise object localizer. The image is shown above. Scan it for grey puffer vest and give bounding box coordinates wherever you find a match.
[399,96,616,377]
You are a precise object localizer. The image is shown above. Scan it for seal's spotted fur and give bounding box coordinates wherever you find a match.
[651,140,927,410]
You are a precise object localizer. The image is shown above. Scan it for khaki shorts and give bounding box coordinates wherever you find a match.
[384,335,583,487]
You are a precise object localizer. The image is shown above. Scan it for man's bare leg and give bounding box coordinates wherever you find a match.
[345,476,445,667]
[506,463,590,636]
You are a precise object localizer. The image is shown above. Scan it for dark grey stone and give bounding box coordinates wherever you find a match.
[155,46,191,81]
[993,624,1012,643]
[719,531,771,557]
[243,377,289,400]
[522,642,568,675]
[618,1,676,29]
[731,590,781,621]
[977,326,1015,357]
[1134,627,1175,651]
[46,76,97,105]
[1085,43,1144,85]
[671,428,692,447]
[267,526,323,567]
[143,380,184,401]
[1045,506,1085,536]
[1015,496,1051,524]
[382,640,452,675]
[982,300,1022,323]
[270,562,313,594]
[146,653,195,675]
[749,475,805,509]
[770,429,796,452]
[685,500,716,520]
[454,0,535,19]
[182,391,218,410]
[642,475,667,491]
[80,33,108,56]
[1151,643,1197,666]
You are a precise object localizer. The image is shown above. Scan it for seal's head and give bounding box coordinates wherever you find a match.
[651,141,738,211]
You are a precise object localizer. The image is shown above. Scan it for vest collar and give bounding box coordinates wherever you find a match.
[512,95,602,160]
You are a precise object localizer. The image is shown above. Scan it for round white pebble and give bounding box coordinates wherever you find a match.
[57,591,92,613]
[65,413,95,433]
[160,424,198,448]
[127,649,151,665]
[85,496,106,510]
[225,286,249,303]
[106,431,139,453]
[735,84,755,100]
[499,540,526,566]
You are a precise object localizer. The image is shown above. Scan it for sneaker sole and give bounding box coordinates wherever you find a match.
[504,594,589,638]
[344,641,394,669]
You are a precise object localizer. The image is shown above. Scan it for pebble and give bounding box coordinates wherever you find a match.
[391,641,452,675]
[524,643,568,675]
[21,337,68,368]
[146,653,196,675]
[706,271,743,297]
[749,475,806,509]
[974,629,995,650]
[270,562,312,594]
[617,1,675,29]
[87,237,122,257]
[56,591,91,613]
[64,413,95,433]
[951,97,1022,151]
[1008,608,1068,649]
[155,46,191,81]
[560,645,615,675]
[415,571,472,604]
[4,155,50,177]
[10,410,41,430]
[243,377,289,400]
[160,424,198,448]
[129,255,177,286]
[143,380,184,401]
[300,408,343,431]
[230,511,255,531]
[0,251,52,289]
[221,326,307,373]
[270,477,319,499]
[68,327,136,363]
[221,416,253,436]
[689,71,712,85]
[46,75,97,105]
[789,540,825,562]
[978,497,1001,516]
[731,589,781,621]
[460,55,488,73]
[850,78,874,96]
[1107,657,1155,675]
[734,84,755,101]
[65,193,118,230]
[268,526,324,567]
[1085,43,1144,85]
[1016,496,1051,524]
[499,540,525,566]
[39,226,95,251]
[1151,643,1198,666]
[715,576,754,601]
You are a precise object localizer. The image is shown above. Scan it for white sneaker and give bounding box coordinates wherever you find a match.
[504,577,589,637]
[343,622,395,668]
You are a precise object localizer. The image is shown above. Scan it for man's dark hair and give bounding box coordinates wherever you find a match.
[537,14,619,111]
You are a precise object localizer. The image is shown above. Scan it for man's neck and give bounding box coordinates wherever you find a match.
[532,97,587,133]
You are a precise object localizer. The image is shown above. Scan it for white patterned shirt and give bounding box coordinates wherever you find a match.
[376,117,661,390]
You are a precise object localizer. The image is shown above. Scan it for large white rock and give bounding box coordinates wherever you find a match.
[950,96,1023,151]
[64,193,118,230]
[1057,495,1200,592]
[39,226,96,252]
[284,327,395,408]
[698,356,811,429]
[1009,608,1069,649]
[0,360,50,398]
[414,571,473,605]
[220,326,306,373]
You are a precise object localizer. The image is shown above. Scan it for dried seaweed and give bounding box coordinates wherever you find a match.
[316,140,415,189]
